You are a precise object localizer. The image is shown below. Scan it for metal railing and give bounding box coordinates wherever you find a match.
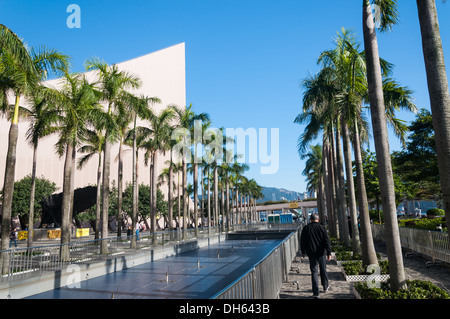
[0,222,299,284]
[212,225,301,299]
[371,224,450,265]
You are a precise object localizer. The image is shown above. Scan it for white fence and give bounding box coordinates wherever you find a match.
[371,224,450,265]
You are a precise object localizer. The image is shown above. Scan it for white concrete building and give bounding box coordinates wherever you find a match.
[0,43,186,197]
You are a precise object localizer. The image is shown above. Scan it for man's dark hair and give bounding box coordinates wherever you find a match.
[310,213,319,221]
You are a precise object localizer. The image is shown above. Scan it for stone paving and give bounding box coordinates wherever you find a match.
[279,255,356,299]
[374,241,450,293]
[279,241,450,299]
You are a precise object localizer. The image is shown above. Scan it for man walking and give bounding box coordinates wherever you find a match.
[300,213,331,298]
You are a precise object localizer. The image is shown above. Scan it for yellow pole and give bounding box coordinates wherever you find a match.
[12,95,20,124]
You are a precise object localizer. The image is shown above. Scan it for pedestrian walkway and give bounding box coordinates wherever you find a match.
[279,241,450,299]
[279,255,355,299]
[374,241,450,293]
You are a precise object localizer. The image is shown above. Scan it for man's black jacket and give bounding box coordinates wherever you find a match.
[300,222,331,258]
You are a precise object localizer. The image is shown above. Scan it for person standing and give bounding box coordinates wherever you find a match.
[135,222,141,241]
[300,213,331,298]
[9,227,18,248]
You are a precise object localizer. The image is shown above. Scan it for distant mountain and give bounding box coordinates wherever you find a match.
[258,186,311,203]
[197,186,312,204]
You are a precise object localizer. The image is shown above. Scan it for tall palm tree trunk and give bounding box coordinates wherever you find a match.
[214,166,219,230]
[151,151,158,243]
[117,139,124,237]
[177,171,181,230]
[226,180,230,231]
[417,0,450,225]
[60,143,75,261]
[193,161,199,235]
[317,174,326,224]
[326,140,338,237]
[95,152,102,240]
[330,127,341,239]
[201,165,205,227]
[27,145,38,247]
[182,160,187,232]
[131,125,138,248]
[335,125,351,247]
[101,139,111,255]
[1,120,19,273]
[1,95,20,247]
[235,189,239,225]
[342,119,361,254]
[353,118,378,267]
[168,150,173,231]
[322,138,332,232]
[207,168,211,232]
[363,0,406,291]
[323,138,335,237]
[221,188,225,230]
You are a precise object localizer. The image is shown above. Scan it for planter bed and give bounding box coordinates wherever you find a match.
[353,280,450,299]
[339,260,390,283]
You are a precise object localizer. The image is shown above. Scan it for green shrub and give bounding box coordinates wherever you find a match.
[342,261,363,276]
[335,251,362,261]
[355,280,450,299]
[427,208,445,217]
[398,217,447,232]
[342,260,389,276]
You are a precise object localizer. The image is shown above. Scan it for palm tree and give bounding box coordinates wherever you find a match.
[318,29,366,251]
[116,94,160,237]
[22,86,61,247]
[362,0,406,291]
[416,0,450,226]
[219,162,233,230]
[157,165,178,228]
[170,104,210,231]
[85,58,141,254]
[297,27,415,266]
[297,65,347,242]
[248,179,263,222]
[1,25,68,257]
[192,120,211,234]
[171,161,183,229]
[240,177,260,223]
[335,28,415,261]
[123,94,159,246]
[114,104,133,237]
[139,107,175,238]
[204,126,223,230]
[165,133,178,232]
[54,70,103,261]
[201,157,213,230]
[77,128,105,239]
[229,161,249,224]
[301,144,326,220]
[219,160,235,230]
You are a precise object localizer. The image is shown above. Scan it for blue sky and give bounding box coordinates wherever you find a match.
[1,1,450,193]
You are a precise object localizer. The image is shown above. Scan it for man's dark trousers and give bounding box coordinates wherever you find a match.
[308,254,328,296]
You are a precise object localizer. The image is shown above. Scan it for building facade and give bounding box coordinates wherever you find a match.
[0,43,186,198]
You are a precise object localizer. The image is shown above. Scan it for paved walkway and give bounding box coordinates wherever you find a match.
[279,241,450,299]
[374,241,450,293]
[279,256,355,299]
